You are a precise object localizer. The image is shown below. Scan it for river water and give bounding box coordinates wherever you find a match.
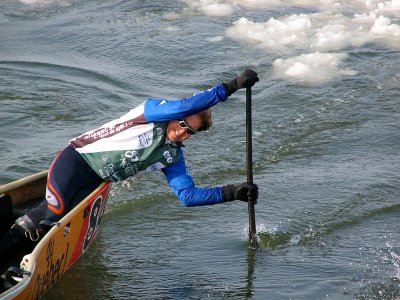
[1,0,400,299]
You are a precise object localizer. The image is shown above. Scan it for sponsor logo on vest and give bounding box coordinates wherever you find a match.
[125,150,139,162]
[138,133,152,148]
[100,155,109,163]
[163,150,173,163]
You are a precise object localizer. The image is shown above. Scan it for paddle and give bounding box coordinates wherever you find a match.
[246,86,257,247]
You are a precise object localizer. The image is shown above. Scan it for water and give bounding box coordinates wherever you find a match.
[1,0,400,299]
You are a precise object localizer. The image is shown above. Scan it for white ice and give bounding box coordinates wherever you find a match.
[185,0,400,83]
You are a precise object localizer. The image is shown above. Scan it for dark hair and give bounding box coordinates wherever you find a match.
[196,109,212,132]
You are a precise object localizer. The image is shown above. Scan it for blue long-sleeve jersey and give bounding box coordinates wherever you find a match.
[70,84,229,207]
[149,85,228,207]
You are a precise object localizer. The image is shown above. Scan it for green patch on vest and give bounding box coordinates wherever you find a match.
[81,123,181,181]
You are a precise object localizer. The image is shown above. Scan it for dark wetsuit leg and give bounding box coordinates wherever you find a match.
[44,146,104,222]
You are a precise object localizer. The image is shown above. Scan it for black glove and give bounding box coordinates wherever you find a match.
[223,182,258,203]
[222,69,259,96]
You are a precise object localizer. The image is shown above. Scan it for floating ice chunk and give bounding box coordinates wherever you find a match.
[207,35,225,42]
[229,0,287,9]
[370,15,400,36]
[285,61,311,77]
[200,3,233,16]
[353,11,377,25]
[230,0,340,10]
[228,8,400,53]
[314,23,354,51]
[226,15,312,51]
[375,0,400,16]
[185,0,234,16]
[273,52,357,83]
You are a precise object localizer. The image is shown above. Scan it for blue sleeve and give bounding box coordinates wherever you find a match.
[162,149,224,207]
[144,85,228,122]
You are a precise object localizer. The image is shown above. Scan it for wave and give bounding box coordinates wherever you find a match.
[253,198,400,251]
[0,59,134,103]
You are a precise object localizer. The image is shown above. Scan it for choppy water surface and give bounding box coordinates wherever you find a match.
[1,0,400,299]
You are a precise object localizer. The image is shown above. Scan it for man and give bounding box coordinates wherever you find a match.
[0,69,259,270]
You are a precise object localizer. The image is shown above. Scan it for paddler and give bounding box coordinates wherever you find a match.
[0,69,259,272]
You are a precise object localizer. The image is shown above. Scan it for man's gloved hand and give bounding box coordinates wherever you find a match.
[223,182,258,203]
[223,69,259,96]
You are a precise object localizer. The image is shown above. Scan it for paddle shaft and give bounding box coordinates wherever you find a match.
[246,86,257,241]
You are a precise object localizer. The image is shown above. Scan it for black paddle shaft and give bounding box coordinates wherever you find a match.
[246,86,257,242]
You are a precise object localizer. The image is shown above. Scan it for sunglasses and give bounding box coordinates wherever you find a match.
[177,119,197,135]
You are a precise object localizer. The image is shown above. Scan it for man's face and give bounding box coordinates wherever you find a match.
[166,114,203,142]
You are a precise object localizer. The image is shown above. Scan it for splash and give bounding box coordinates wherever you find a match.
[242,223,294,250]
[257,230,292,249]
[387,242,400,280]
[108,177,139,200]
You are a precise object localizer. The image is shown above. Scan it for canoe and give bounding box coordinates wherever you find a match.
[0,171,112,300]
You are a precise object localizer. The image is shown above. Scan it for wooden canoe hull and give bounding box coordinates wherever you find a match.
[0,172,111,300]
